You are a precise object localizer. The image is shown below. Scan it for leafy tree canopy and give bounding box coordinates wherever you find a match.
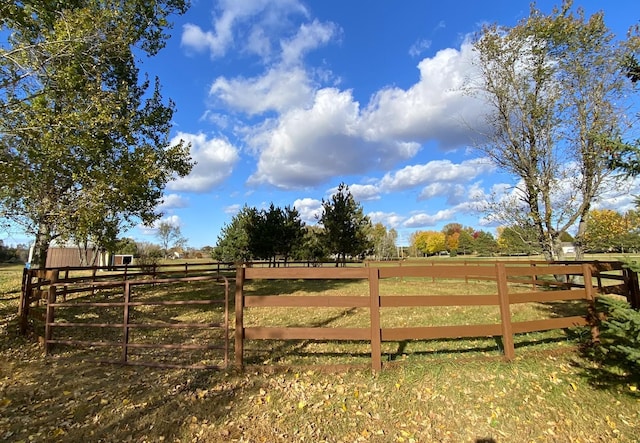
[0,0,193,268]
[496,223,539,256]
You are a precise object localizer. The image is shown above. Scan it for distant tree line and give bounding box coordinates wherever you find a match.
[0,240,28,263]
[407,208,640,259]
[410,224,499,257]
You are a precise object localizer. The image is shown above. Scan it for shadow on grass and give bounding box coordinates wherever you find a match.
[554,297,640,398]
[243,307,361,365]
[532,300,590,318]
[387,338,501,362]
[1,353,263,442]
[245,331,578,367]
[565,324,640,399]
[570,345,640,399]
[245,278,364,296]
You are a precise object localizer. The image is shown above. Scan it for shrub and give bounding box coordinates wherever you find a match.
[136,246,163,272]
[595,296,640,375]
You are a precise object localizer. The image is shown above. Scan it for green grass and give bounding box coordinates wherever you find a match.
[1,264,639,442]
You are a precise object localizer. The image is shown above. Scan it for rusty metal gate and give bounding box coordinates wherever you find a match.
[43,275,230,369]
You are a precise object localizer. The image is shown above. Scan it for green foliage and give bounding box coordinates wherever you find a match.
[0,1,193,268]
[456,230,475,255]
[247,204,305,265]
[370,223,398,260]
[318,183,373,265]
[607,51,640,175]
[0,240,27,263]
[295,225,328,262]
[596,296,640,375]
[115,237,139,256]
[214,206,253,262]
[497,224,539,255]
[136,245,163,270]
[474,231,498,256]
[214,204,305,264]
[279,206,305,263]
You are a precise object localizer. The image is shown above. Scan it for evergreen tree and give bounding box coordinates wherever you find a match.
[457,230,475,256]
[318,183,373,266]
[474,231,498,256]
[214,206,255,262]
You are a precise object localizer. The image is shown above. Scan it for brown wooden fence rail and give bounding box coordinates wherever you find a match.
[43,275,230,369]
[364,259,640,308]
[235,262,602,371]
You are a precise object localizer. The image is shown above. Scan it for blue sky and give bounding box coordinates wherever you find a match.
[3,0,640,249]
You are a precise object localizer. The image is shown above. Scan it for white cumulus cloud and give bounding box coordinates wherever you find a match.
[368,211,405,228]
[158,194,189,211]
[167,132,240,193]
[361,40,487,149]
[210,67,314,115]
[280,19,339,66]
[293,197,322,224]
[181,0,308,59]
[247,88,420,189]
[403,209,457,228]
[380,158,495,192]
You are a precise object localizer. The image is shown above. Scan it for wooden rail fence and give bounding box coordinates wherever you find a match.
[18,260,640,371]
[235,262,602,371]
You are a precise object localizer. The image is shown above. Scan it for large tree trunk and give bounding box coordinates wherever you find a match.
[552,236,566,261]
[77,239,96,267]
[572,208,591,261]
[31,224,53,269]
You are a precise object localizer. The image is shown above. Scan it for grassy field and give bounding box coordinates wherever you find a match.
[1,262,639,442]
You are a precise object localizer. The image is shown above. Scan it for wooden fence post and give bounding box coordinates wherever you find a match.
[464,261,468,285]
[623,267,640,310]
[582,264,600,344]
[91,266,97,297]
[368,267,382,372]
[19,268,31,335]
[44,270,59,354]
[496,263,515,361]
[18,268,28,317]
[593,261,603,294]
[531,263,537,291]
[235,265,246,369]
[62,268,69,301]
[122,281,131,363]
